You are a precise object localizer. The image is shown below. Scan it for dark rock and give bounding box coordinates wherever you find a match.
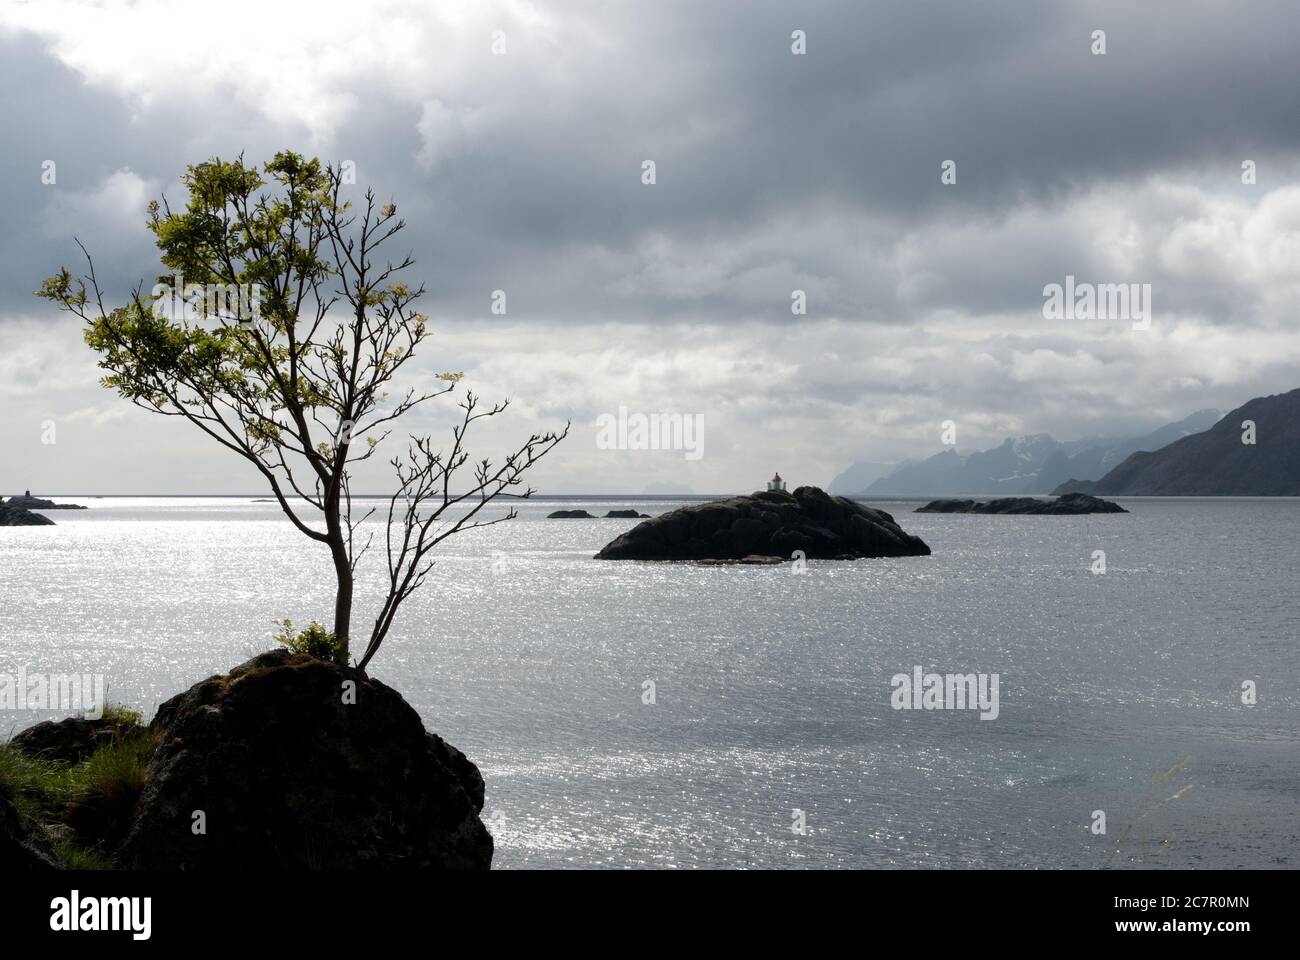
[707,528,733,555]
[914,499,978,514]
[916,493,1127,514]
[10,715,138,764]
[547,509,596,518]
[3,494,87,510]
[120,650,491,870]
[0,796,62,870]
[0,502,55,526]
[594,486,930,561]
[770,526,814,555]
[729,516,767,553]
[603,510,650,518]
[426,734,485,813]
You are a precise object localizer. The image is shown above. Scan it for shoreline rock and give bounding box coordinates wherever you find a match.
[594,486,931,561]
[915,493,1127,514]
[10,715,139,764]
[119,649,492,870]
[1,796,61,870]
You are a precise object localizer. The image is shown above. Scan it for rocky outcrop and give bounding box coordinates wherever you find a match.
[4,494,87,510]
[119,649,492,870]
[916,493,1127,514]
[0,796,61,870]
[0,502,55,526]
[10,715,139,764]
[547,509,596,518]
[594,486,930,561]
[604,510,650,518]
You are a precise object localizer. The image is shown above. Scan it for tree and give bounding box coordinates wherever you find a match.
[38,152,567,670]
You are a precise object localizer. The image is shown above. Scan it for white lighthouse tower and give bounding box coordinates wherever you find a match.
[767,472,787,492]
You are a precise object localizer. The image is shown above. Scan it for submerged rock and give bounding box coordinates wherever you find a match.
[120,650,492,870]
[915,493,1127,514]
[697,555,786,566]
[594,486,930,561]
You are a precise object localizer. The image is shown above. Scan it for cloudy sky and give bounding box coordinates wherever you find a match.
[3,0,1300,494]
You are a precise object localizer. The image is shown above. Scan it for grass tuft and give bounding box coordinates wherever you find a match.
[0,713,159,869]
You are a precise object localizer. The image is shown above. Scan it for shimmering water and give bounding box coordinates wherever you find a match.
[2,496,1298,869]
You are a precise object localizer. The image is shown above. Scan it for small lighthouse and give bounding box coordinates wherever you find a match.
[767,472,787,492]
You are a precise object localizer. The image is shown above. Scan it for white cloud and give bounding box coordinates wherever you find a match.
[0,0,561,143]
[42,167,155,240]
[415,99,485,172]
[5,1,1300,492]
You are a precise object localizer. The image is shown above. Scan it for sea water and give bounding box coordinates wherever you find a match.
[2,496,1297,869]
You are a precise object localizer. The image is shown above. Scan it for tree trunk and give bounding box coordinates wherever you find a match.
[330,543,353,664]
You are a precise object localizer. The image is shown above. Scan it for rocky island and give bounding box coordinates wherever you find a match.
[0,492,88,526]
[915,493,1127,514]
[547,509,651,518]
[5,492,87,510]
[0,500,56,526]
[594,485,930,561]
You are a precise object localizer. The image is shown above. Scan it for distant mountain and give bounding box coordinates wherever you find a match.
[837,409,1223,497]
[827,460,897,495]
[1054,390,1300,496]
[862,434,1061,496]
[1033,447,1103,496]
[1035,409,1222,494]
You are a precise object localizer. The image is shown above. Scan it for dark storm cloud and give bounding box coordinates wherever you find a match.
[4,0,1300,324]
[4,0,1300,494]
